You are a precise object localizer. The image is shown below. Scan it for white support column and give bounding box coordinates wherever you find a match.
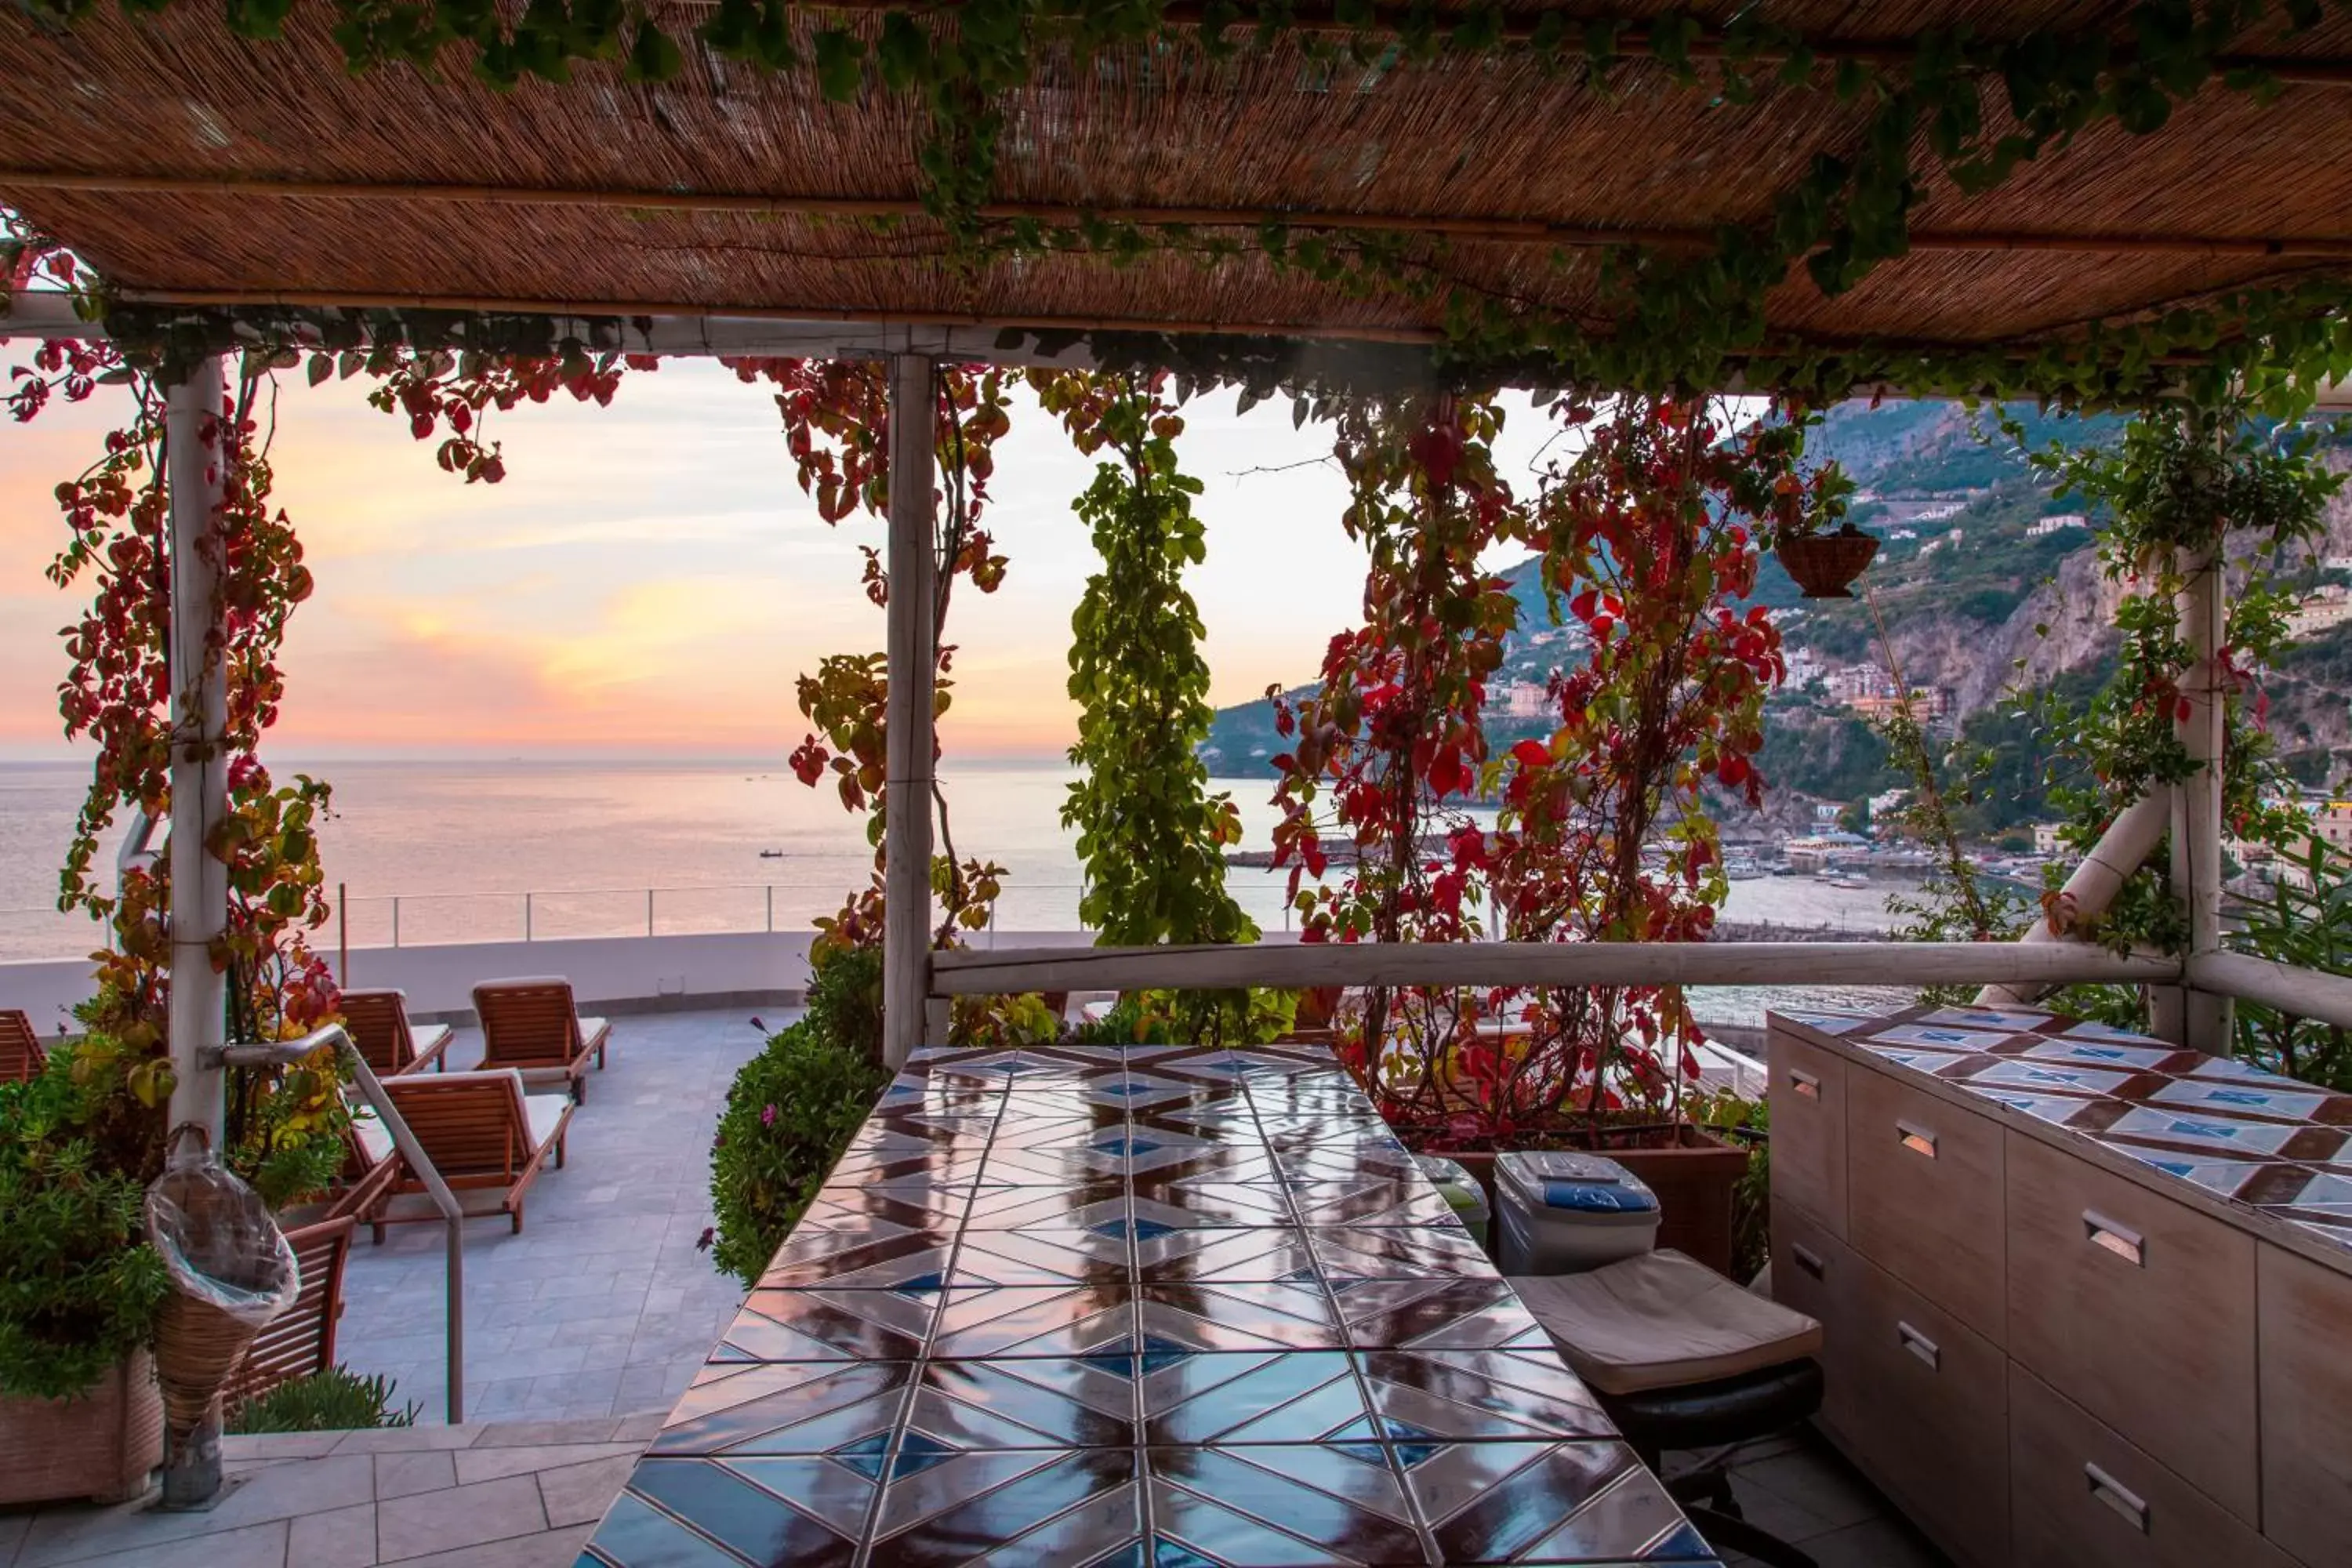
[881,354,938,1069]
[164,360,230,1137]
[2170,546,2232,1054]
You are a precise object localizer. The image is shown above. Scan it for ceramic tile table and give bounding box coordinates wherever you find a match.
[577,1039,1722,1566]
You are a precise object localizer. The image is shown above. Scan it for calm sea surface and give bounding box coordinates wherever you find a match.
[0,759,1911,1026]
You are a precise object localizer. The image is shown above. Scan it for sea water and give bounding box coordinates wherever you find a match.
[0,758,1911,1025]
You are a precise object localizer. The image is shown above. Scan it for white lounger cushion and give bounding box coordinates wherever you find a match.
[524,1094,572,1153]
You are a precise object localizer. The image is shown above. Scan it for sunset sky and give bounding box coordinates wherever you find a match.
[0,363,1562,760]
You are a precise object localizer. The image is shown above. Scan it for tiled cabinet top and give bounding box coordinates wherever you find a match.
[1773,1003,2352,1265]
[578,1039,1720,1567]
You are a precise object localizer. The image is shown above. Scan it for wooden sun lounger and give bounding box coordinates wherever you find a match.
[332,1115,406,1244]
[472,977,609,1103]
[381,1069,574,1234]
[339,987,453,1076]
[0,1009,45,1084]
[223,1215,357,1410]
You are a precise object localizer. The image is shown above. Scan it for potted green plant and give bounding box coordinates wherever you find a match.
[0,1047,169,1506]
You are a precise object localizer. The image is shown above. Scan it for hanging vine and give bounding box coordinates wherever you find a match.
[1031,368,1253,951]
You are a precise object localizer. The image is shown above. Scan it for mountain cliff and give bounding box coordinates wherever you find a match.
[1201,401,2352,818]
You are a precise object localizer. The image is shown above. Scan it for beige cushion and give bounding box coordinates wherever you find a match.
[524,1094,571,1154]
[1510,1249,1823,1396]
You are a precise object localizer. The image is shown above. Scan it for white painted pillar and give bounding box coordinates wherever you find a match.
[164,361,231,1136]
[2169,546,2232,1054]
[881,355,938,1069]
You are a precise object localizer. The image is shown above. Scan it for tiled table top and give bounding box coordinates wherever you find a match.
[577,1040,1719,1566]
[1774,1002,2352,1258]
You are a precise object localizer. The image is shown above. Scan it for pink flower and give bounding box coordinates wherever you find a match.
[760,1104,778,1127]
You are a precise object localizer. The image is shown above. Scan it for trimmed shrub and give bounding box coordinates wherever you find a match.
[707,1014,888,1290]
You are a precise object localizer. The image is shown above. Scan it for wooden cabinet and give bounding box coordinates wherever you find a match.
[2009,1367,2292,1568]
[1768,1199,1860,1443]
[1766,1032,1846,1236]
[1845,1254,2009,1568]
[2004,1131,2258,1522]
[1845,1064,2006,1342]
[2258,1243,2352,1568]
[1768,1016,2344,1568]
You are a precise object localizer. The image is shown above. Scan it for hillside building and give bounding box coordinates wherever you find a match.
[2027,513,2089,538]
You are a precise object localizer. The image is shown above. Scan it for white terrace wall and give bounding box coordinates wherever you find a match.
[0,927,1106,1034]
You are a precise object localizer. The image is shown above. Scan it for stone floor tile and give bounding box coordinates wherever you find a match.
[17,1454,369,1566]
[387,1522,594,1568]
[375,1450,458,1501]
[1733,1446,1887,1534]
[453,1442,644,1488]
[535,1454,641,1528]
[1796,1516,1951,1568]
[331,1425,475,1455]
[469,1418,621,1448]
[609,1411,666,1443]
[1,1511,34,1565]
[45,1519,289,1568]
[286,1502,379,1568]
[373,1476,547,1563]
[223,1431,345,1462]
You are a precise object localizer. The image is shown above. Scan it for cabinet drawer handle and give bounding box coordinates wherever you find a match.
[1788,1068,1821,1100]
[2084,1210,2145,1267]
[1896,1119,1938,1159]
[1792,1243,1825,1280]
[1896,1320,1940,1370]
[2085,1462,2151,1533]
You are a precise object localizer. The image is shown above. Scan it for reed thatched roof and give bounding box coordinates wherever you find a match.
[4,2,2351,383]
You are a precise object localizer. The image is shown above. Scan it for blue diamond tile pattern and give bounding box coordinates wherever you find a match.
[581,1038,1721,1566]
[1782,1002,2352,1256]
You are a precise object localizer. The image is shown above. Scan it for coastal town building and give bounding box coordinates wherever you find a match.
[1825,662,1897,702]
[1847,688,1951,723]
[1486,678,1552,718]
[2034,822,2065,855]
[2286,583,2352,637]
[2026,512,2089,538]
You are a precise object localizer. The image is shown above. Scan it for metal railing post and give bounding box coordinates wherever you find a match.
[337,881,348,985]
[524,891,533,942]
[391,896,401,949]
[647,887,655,936]
[766,884,774,933]
[212,1025,466,1426]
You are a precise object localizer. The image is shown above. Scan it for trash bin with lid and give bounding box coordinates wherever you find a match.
[1495,1150,1662,1276]
[1415,1154,1491,1251]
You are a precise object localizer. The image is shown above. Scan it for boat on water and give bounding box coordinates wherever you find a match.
[1725,858,1764,881]
[758,849,785,859]
[1818,872,1870,890]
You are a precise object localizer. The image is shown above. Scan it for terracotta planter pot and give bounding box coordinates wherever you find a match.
[1426,1127,1751,1277]
[1776,526,1880,599]
[0,1350,164,1506]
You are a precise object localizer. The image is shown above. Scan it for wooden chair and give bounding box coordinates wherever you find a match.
[0,1008,47,1084]
[472,977,609,1104]
[381,1069,574,1233]
[222,1215,356,1410]
[339,988,452,1076]
[328,1116,406,1244]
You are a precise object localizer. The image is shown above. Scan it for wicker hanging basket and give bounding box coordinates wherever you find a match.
[1776,525,1881,599]
[143,1125,300,1439]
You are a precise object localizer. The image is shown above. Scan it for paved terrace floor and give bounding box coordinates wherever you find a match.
[338,1007,776,1426]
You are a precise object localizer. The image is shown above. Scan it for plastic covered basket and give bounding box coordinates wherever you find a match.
[143,1125,299,1437]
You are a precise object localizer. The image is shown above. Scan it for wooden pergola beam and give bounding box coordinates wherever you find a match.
[9,169,2352,260]
[810,0,2352,89]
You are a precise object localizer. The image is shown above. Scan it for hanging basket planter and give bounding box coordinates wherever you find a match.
[143,1126,299,1448]
[1776,525,1880,598]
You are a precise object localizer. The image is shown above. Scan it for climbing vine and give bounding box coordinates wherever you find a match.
[1032,368,1252,949]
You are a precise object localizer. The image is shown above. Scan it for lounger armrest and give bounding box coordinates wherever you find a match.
[577,1016,611,1052]
[523,1093,575,1157]
[408,1023,454,1073]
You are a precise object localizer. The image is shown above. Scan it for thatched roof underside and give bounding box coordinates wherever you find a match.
[5,2,2352,362]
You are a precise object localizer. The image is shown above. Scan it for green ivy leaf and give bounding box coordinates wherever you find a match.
[814,27,866,101]
[623,20,684,84]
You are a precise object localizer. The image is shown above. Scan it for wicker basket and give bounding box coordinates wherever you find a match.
[0,1351,164,1506]
[145,1127,299,1441]
[1776,527,1881,599]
